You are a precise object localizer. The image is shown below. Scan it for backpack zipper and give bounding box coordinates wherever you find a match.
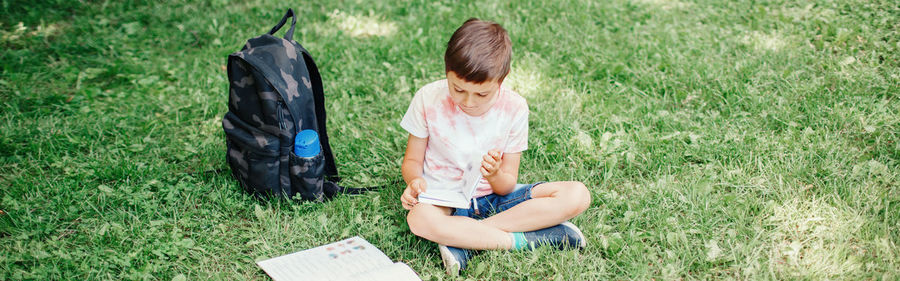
[277,101,286,131]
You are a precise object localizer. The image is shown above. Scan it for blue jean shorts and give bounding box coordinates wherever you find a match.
[451,182,544,219]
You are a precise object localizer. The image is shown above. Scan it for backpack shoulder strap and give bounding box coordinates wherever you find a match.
[301,49,339,181]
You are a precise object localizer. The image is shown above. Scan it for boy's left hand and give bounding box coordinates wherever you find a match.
[481,150,502,178]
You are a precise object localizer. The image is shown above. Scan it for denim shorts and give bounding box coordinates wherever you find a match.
[451,182,544,219]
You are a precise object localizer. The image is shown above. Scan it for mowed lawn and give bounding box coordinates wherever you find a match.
[1,0,898,279]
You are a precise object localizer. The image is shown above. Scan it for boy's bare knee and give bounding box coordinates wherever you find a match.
[407,206,449,241]
[406,209,432,238]
[566,181,591,217]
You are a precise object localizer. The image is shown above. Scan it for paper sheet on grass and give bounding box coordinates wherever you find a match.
[257,236,420,281]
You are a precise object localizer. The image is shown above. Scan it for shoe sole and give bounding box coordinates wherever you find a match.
[560,221,587,248]
[438,245,461,275]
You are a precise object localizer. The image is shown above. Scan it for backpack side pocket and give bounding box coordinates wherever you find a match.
[289,151,325,202]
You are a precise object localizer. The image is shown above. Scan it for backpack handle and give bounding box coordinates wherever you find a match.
[268,8,297,41]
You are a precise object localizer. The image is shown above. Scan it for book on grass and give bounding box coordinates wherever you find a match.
[416,158,484,209]
[256,236,420,281]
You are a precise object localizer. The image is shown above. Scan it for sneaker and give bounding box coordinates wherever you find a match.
[522,221,587,250]
[438,244,472,275]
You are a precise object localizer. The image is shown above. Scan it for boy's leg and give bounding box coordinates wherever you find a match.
[406,203,513,250]
[481,181,590,232]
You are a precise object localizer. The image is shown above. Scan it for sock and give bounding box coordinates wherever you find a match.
[510,232,528,250]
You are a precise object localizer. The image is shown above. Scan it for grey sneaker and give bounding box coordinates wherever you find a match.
[522,221,587,250]
[438,244,472,275]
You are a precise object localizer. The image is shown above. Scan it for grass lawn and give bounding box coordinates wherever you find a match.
[1,0,898,279]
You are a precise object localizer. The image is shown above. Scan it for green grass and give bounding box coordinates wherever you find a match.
[1,0,898,279]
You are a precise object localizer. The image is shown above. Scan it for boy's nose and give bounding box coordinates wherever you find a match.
[462,95,475,107]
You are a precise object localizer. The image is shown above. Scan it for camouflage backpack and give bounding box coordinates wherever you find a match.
[222,8,341,201]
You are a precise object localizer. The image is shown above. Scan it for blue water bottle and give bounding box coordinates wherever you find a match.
[293,129,321,157]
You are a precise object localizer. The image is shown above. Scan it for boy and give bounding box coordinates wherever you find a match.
[399,18,591,275]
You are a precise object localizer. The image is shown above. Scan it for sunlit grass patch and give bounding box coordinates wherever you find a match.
[630,0,692,10]
[503,51,549,99]
[775,4,837,23]
[766,198,866,279]
[741,30,789,52]
[327,10,397,38]
[0,21,63,47]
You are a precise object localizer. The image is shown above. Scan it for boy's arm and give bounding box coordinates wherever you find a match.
[400,134,428,209]
[484,152,520,195]
[401,134,428,188]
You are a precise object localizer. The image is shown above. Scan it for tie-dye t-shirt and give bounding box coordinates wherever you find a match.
[400,79,528,198]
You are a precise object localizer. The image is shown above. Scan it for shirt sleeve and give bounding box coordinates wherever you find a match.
[400,89,429,138]
[505,104,529,153]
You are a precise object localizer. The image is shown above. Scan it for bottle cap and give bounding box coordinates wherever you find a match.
[293,129,320,157]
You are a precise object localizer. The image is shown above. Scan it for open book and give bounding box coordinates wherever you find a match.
[257,236,420,281]
[416,158,485,209]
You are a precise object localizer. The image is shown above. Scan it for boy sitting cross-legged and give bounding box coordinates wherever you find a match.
[399,18,591,275]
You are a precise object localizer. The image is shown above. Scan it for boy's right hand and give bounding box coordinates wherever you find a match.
[401,178,427,210]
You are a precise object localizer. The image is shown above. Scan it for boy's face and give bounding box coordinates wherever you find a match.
[446,71,501,117]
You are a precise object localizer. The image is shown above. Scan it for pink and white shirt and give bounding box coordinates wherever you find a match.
[400,79,529,198]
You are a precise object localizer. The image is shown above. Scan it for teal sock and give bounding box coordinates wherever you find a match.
[510,232,528,250]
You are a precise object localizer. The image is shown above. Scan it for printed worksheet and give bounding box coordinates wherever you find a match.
[257,236,420,281]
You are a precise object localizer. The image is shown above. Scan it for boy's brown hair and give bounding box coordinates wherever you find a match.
[444,18,512,84]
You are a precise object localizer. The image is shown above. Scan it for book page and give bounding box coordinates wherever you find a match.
[459,159,484,199]
[417,188,469,209]
[342,262,421,281]
[417,158,483,209]
[257,236,393,281]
